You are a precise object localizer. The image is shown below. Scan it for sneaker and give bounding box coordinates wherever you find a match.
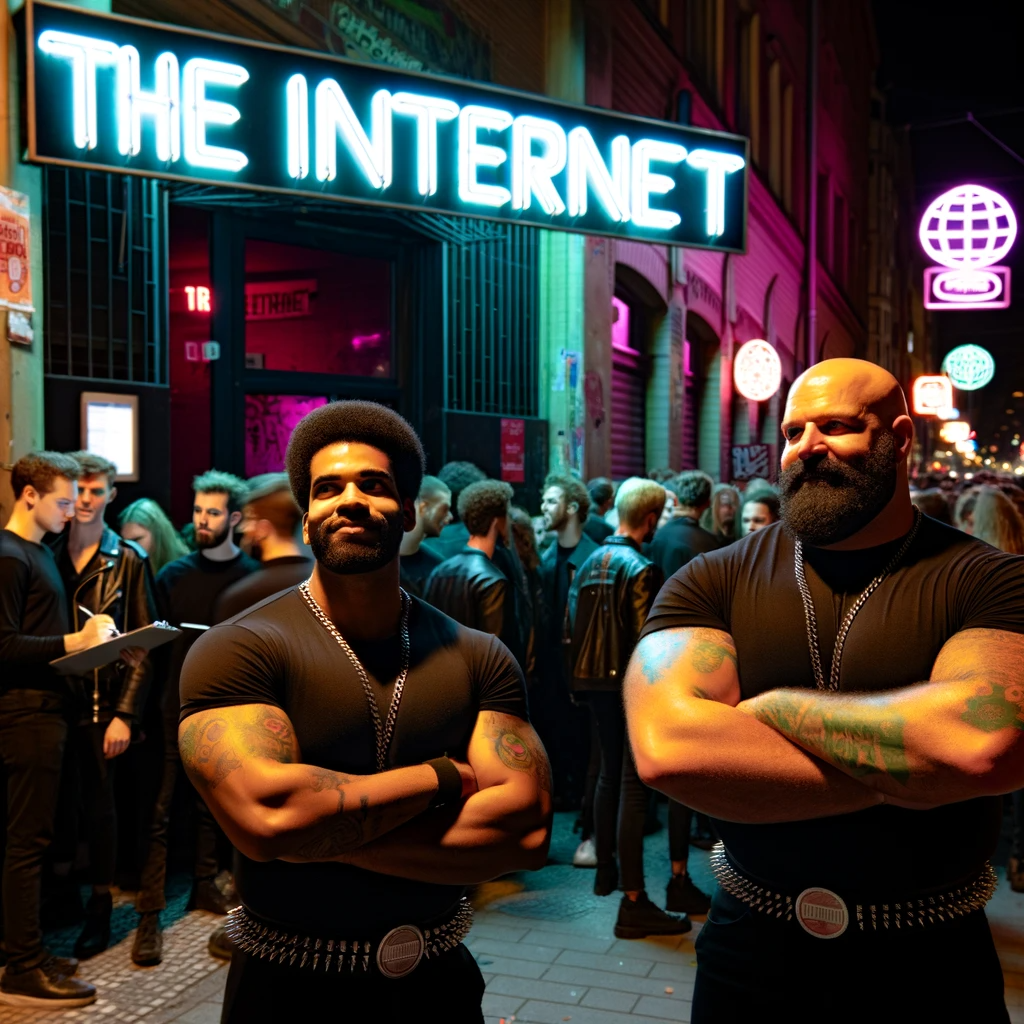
[0,959,96,1008]
[1009,856,1024,893]
[666,873,711,915]
[573,838,597,868]
[594,862,619,897]
[131,910,163,966]
[208,923,235,961]
[614,892,691,940]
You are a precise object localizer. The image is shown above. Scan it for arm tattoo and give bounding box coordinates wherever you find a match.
[961,684,1024,732]
[637,628,737,686]
[753,694,911,786]
[942,630,1024,734]
[484,713,552,794]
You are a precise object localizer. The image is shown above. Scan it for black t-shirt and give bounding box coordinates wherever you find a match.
[400,545,444,599]
[554,544,575,626]
[0,530,70,692]
[213,555,313,624]
[648,515,721,580]
[179,590,528,933]
[641,516,1024,894]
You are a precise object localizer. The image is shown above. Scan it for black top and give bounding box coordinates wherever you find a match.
[157,550,259,714]
[213,555,313,624]
[648,514,720,580]
[0,530,70,693]
[179,590,528,932]
[400,545,444,600]
[553,544,575,629]
[640,516,1024,894]
[583,512,615,544]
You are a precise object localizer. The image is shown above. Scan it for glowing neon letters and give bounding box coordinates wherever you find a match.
[30,6,748,249]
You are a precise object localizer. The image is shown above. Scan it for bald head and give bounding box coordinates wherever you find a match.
[787,359,908,426]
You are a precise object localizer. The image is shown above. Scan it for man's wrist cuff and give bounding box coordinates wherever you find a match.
[426,756,463,808]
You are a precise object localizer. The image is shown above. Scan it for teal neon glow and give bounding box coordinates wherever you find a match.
[391,92,459,196]
[511,116,567,216]
[286,74,309,180]
[182,57,249,172]
[458,104,513,208]
[38,30,119,150]
[686,149,746,236]
[567,129,630,222]
[117,47,179,162]
[631,139,687,230]
[315,81,391,188]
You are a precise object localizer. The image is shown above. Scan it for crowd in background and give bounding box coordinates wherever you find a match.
[2,440,1024,1000]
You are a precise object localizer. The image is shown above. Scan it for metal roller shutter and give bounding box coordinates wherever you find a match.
[611,346,647,479]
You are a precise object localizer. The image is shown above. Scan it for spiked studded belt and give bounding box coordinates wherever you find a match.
[709,842,997,939]
[226,898,473,979]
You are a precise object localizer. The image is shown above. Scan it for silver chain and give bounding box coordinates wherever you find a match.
[794,507,922,691]
[298,580,411,772]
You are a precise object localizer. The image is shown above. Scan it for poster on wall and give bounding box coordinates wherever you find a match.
[500,418,525,483]
[0,187,33,313]
[731,443,771,481]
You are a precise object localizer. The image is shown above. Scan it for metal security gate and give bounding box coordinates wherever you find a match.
[611,345,647,479]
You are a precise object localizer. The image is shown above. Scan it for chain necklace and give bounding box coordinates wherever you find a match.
[794,507,922,692]
[298,580,411,772]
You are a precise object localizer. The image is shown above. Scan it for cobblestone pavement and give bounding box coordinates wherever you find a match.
[3,812,1024,1023]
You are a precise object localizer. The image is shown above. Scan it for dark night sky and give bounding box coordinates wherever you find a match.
[873,0,1024,459]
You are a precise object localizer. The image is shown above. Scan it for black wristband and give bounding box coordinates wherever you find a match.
[426,756,463,808]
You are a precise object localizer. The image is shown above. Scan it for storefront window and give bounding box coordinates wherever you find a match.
[245,394,328,477]
[244,239,392,378]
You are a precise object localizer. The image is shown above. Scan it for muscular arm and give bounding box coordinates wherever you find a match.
[624,628,884,823]
[744,628,1024,806]
[334,712,552,884]
[179,705,449,862]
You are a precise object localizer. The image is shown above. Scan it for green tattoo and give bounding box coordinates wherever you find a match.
[961,683,1024,733]
[484,713,552,793]
[636,628,737,686]
[689,638,738,674]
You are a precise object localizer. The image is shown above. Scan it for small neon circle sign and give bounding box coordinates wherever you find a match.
[733,339,782,402]
[942,344,996,391]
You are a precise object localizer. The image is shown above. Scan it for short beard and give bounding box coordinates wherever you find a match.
[195,519,231,550]
[308,508,403,575]
[779,431,900,547]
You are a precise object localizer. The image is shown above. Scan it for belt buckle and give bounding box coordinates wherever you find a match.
[795,887,849,939]
[376,924,425,979]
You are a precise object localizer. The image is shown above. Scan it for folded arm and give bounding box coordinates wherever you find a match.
[624,627,884,823]
[336,711,552,884]
[179,704,453,862]
[744,628,1024,807]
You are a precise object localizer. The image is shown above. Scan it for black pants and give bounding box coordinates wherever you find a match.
[0,689,69,968]
[692,888,1010,1023]
[136,705,220,912]
[75,722,118,888]
[580,692,648,893]
[221,944,485,1023]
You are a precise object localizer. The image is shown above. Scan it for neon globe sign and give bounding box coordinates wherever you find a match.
[942,344,996,391]
[733,339,782,402]
[920,185,1016,310]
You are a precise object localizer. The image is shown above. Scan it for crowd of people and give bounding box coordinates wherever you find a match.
[1,418,1023,1009]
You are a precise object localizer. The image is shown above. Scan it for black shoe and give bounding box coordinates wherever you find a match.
[74,891,113,960]
[0,959,97,1008]
[666,873,711,915]
[614,892,691,940]
[40,953,79,978]
[208,923,235,961]
[188,878,239,915]
[594,862,619,897]
[131,911,163,966]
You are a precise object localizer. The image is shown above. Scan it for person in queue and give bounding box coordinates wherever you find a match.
[118,498,189,576]
[625,358,1024,1022]
[739,491,780,535]
[398,475,452,599]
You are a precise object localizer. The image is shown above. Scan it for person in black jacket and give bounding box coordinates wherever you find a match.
[49,452,159,959]
[584,478,615,544]
[568,477,690,940]
[649,471,719,579]
[423,481,524,667]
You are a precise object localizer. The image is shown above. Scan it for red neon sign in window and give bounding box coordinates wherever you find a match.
[184,285,212,312]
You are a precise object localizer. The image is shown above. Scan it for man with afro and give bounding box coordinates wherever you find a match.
[177,400,551,1021]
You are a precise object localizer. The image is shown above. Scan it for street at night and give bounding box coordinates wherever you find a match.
[2,0,1024,1021]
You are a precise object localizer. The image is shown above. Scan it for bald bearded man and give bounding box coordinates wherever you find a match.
[625,359,1024,1022]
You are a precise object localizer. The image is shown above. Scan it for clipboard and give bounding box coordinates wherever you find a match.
[49,622,183,675]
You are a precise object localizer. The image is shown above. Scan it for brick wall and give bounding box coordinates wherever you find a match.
[447,0,547,92]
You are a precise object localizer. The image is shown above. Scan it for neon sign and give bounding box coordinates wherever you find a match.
[733,339,781,402]
[942,344,995,391]
[26,2,749,251]
[919,184,1016,311]
[938,421,971,444]
[912,375,954,417]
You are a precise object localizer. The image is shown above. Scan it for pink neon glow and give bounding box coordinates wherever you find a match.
[351,332,383,350]
[611,296,633,352]
[918,184,1017,269]
[912,375,954,417]
[733,339,782,402]
[924,267,1011,310]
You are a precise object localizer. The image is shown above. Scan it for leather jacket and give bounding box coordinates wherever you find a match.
[538,531,600,653]
[51,526,157,725]
[567,535,663,692]
[423,547,524,665]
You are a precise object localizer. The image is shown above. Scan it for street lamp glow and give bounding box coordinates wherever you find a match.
[733,339,782,402]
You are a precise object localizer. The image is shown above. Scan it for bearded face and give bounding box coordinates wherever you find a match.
[307,501,404,575]
[779,430,900,546]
